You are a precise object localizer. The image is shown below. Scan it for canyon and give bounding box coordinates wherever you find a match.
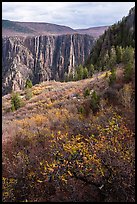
[2,6,135,203]
[2,20,108,95]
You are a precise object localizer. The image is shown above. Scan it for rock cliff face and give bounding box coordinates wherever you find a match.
[2,34,94,95]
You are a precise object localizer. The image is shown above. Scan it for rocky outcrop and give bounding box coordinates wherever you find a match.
[2,34,94,95]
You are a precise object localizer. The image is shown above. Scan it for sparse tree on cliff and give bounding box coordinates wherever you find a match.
[25,79,33,89]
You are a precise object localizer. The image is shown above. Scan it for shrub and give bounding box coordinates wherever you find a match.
[11,92,22,111]
[25,88,33,100]
[118,83,133,108]
[82,100,91,116]
[2,108,135,202]
[103,87,118,105]
[78,100,91,117]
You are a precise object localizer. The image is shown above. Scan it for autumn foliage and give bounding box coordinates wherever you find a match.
[2,70,135,202]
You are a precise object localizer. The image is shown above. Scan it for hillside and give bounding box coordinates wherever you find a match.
[2,67,135,202]
[76,26,108,39]
[86,7,135,70]
[2,19,108,37]
[2,5,135,203]
[2,20,76,36]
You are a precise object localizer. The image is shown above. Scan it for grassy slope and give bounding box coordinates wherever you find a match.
[2,68,135,202]
[2,70,111,140]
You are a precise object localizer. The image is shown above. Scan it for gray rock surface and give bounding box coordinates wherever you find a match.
[2,34,94,95]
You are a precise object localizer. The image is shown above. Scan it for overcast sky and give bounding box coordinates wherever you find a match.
[2,2,135,29]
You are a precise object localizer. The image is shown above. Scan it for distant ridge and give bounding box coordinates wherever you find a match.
[2,19,108,38]
[75,26,109,39]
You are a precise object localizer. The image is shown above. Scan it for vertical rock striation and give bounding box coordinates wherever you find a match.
[2,34,94,95]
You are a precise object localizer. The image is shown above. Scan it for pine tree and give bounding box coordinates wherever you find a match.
[83,67,88,79]
[84,87,90,97]
[11,92,22,111]
[109,68,116,86]
[104,51,110,68]
[109,46,117,68]
[116,46,124,63]
[90,91,100,114]
[77,64,83,80]
[122,46,134,65]
[73,71,78,81]
[124,62,133,82]
[88,64,94,77]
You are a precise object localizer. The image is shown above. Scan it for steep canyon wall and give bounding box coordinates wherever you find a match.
[2,34,94,95]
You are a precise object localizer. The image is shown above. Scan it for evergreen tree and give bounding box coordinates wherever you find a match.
[73,71,78,81]
[116,46,124,63]
[84,87,90,97]
[90,91,100,114]
[109,46,117,68]
[85,7,134,71]
[83,67,88,79]
[25,79,33,89]
[122,46,134,82]
[122,46,134,65]
[124,62,133,82]
[88,64,94,77]
[109,68,116,86]
[11,92,22,111]
[77,64,83,80]
[104,51,110,68]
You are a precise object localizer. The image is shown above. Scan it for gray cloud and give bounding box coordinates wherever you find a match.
[2,2,135,29]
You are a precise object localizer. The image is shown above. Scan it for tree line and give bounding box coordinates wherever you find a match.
[63,45,134,83]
